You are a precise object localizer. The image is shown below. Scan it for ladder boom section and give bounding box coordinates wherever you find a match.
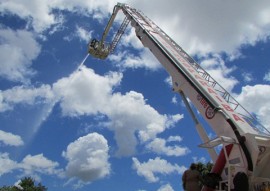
[121,4,267,136]
[110,16,130,53]
[101,3,123,43]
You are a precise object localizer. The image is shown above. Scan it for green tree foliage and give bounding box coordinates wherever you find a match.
[194,162,214,189]
[0,177,47,191]
[196,161,213,176]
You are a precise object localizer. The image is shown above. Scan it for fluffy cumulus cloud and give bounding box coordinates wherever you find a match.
[131,0,270,57]
[0,130,24,146]
[0,153,62,179]
[132,157,186,183]
[0,28,41,83]
[0,1,59,33]
[75,26,92,43]
[146,137,189,157]
[121,28,144,50]
[1,0,269,83]
[0,0,119,33]
[53,67,183,156]
[49,0,119,21]
[106,92,183,156]
[62,133,110,182]
[157,184,174,191]
[111,49,161,70]
[0,65,183,157]
[2,0,269,56]
[0,84,54,112]
[242,72,254,83]
[0,153,18,176]
[264,71,270,82]
[168,135,182,142]
[236,84,270,130]
[19,154,63,179]
[53,67,122,116]
[105,91,164,155]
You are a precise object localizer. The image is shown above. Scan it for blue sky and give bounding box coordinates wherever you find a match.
[0,0,270,191]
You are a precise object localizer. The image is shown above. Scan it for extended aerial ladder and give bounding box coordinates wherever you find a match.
[88,3,270,191]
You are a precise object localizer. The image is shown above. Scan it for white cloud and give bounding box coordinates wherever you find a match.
[242,72,254,83]
[0,93,10,111]
[157,184,174,191]
[0,84,56,145]
[132,157,186,183]
[0,130,24,146]
[236,84,270,130]
[0,84,54,112]
[53,67,122,116]
[120,28,144,50]
[263,71,270,82]
[164,77,172,87]
[65,179,91,190]
[109,49,161,70]
[0,0,65,33]
[165,114,184,129]
[0,153,62,179]
[106,92,183,156]
[62,133,110,182]
[106,91,166,155]
[20,154,63,179]
[0,28,41,83]
[0,153,18,176]
[171,96,178,105]
[75,26,92,43]
[146,137,189,157]
[0,65,183,157]
[0,0,119,33]
[131,0,270,57]
[50,0,119,21]
[54,66,183,156]
[1,0,269,59]
[167,136,182,142]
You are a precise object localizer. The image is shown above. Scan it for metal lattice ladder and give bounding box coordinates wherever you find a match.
[110,16,130,53]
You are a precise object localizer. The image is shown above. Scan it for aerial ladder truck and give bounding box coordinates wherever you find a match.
[87,3,270,191]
